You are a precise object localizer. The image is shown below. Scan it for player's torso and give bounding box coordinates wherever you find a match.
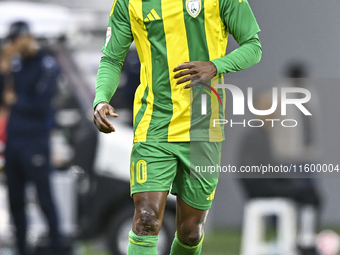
[128,0,227,63]
[127,0,227,142]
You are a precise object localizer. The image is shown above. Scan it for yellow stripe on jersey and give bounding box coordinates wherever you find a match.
[204,0,228,61]
[204,0,228,141]
[162,0,191,142]
[130,0,154,142]
[110,0,118,17]
[209,78,223,141]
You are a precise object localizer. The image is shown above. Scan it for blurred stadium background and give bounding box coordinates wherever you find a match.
[0,0,340,254]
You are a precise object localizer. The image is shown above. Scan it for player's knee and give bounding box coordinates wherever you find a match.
[177,222,203,246]
[134,207,161,235]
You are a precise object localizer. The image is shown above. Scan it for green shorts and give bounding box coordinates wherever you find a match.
[130,141,222,210]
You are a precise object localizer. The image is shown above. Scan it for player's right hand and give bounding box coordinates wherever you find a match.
[93,102,118,133]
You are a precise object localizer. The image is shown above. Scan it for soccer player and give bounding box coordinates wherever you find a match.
[93,0,262,254]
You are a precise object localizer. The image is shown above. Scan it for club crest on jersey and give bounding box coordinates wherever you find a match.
[186,0,201,18]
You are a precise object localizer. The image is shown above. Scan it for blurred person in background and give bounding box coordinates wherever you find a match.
[238,62,322,255]
[0,21,63,255]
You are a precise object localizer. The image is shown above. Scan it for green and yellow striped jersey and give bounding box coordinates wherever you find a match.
[97,0,261,142]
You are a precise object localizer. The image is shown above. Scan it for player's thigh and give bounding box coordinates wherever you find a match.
[130,142,177,195]
[171,142,222,211]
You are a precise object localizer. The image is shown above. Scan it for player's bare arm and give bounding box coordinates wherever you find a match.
[173,61,217,88]
[93,102,118,133]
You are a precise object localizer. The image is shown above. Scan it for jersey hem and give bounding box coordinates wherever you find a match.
[130,187,170,197]
[133,136,225,143]
[170,192,214,210]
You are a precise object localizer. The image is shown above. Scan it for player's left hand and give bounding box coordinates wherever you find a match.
[173,61,217,89]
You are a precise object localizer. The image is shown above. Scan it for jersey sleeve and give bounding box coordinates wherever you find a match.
[102,0,133,61]
[211,0,262,75]
[94,0,133,109]
[220,0,260,45]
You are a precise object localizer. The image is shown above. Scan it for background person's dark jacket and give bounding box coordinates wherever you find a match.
[0,50,59,141]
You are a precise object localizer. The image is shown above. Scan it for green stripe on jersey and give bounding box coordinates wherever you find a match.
[143,1,173,141]
[182,0,212,140]
[134,86,150,134]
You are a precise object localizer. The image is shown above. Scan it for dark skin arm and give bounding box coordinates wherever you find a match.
[0,42,17,74]
[173,61,217,88]
[93,102,118,133]
[0,42,18,107]
[93,61,216,133]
